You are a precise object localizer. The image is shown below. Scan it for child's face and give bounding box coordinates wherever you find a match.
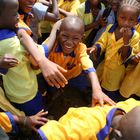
[58,28,83,55]
[18,0,37,13]
[0,0,19,29]
[117,6,138,28]
[111,0,121,12]
[89,0,100,7]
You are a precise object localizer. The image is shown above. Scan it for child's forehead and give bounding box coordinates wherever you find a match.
[60,29,83,36]
[118,6,139,15]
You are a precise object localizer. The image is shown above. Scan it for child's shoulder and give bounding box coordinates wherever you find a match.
[75,42,87,53]
[105,24,114,32]
[0,29,16,41]
[132,28,140,40]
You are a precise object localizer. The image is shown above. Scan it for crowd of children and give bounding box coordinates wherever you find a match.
[0,0,140,139]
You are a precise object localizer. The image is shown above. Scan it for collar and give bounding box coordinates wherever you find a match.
[96,108,125,140]
[0,29,16,40]
[108,23,135,37]
[55,43,75,57]
[85,0,102,14]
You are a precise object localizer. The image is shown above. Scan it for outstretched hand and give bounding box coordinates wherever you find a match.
[29,110,48,132]
[38,57,68,88]
[92,91,116,107]
[87,46,96,54]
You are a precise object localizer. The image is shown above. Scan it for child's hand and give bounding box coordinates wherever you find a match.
[53,19,62,30]
[0,54,19,69]
[99,17,107,27]
[120,27,132,45]
[87,46,97,60]
[92,91,116,107]
[87,46,97,54]
[29,110,48,131]
[132,53,140,64]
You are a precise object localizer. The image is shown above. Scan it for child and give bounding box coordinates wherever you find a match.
[93,0,122,43]
[41,16,115,107]
[88,0,140,102]
[38,98,140,140]
[18,0,59,42]
[77,0,106,45]
[0,0,67,116]
[0,110,48,134]
[119,41,140,99]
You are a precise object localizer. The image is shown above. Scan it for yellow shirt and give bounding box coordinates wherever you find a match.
[48,42,95,80]
[95,24,140,91]
[0,29,40,103]
[38,98,140,140]
[120,62,140,98]
[0,112,17,133]
[58,0,80,15]
[135,17,140,34]
[17,14,32,36]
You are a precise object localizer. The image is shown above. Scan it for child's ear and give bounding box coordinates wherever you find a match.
[56,29,60,36]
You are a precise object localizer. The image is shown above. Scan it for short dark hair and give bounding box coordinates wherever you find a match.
[119,0,140,15]
[0,0,6,16]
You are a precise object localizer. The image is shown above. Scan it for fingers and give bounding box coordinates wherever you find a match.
[104,97,116,106]
[57,65,68,83]
[49,76,61,88]
[99,99,104,107]
[87,47,96,54]
[37,110,48,116]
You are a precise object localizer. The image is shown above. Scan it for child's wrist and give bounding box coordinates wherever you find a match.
[123,44,130,47]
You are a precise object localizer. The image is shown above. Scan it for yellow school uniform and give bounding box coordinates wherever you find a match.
[48,42,95,80]
[135,23,140,34]
[0,29,48,103]
[77,1,105,39]
[58,0,80,15]
[135,17,140,34]
[120,62,140,98]
[38,98,140,140]
[95,24,140,91]
[17,14,32,36]
[0,112,17,133]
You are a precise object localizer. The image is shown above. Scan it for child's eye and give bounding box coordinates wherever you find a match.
[62,35,68,38]
[120,17,125,19]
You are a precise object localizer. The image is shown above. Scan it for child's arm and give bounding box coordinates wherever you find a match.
[13,110,48,132]
[84,16,107,31]
[17,25,67,88]
[59,8,75,17]
[43,0,60,22]
[88,72,115,106]
[118,27,132,62]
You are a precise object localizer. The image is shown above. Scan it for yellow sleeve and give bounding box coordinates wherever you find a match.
[95,30,109,56]
[124,30,140,64]
[116,98,140,113]
[0,112,17,133]
[77,4,85,20]
[17,19,32,36]
[69,0,80,15]
[78,43,95,73]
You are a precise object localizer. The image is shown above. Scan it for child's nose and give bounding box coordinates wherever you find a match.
[123,21,129,27]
